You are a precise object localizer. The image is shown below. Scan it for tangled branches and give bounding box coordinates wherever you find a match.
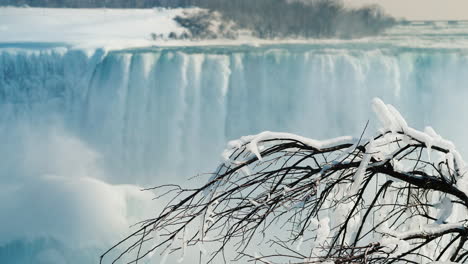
[102,98,468,263]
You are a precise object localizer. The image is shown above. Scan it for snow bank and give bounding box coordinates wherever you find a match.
[0,7,188,49]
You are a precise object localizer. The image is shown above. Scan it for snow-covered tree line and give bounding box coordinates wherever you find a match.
[3,0,396,39]
[171,0,395,39]
[101,98,468,263]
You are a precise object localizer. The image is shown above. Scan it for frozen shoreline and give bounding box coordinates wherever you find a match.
[0,7,188,50]
[3,7,468,51]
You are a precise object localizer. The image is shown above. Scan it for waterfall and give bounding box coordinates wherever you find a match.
[2,46,468,184]
[1,44,468,263]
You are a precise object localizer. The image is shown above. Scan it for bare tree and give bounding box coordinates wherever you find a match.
[101,98,468,263]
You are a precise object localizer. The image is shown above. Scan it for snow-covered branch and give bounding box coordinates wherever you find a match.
[102,98,468,264]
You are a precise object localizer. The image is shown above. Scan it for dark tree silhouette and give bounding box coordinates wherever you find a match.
[101,98,468,263]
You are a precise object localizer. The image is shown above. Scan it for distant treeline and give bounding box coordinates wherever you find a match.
[181,0,396,38]
[3,0,396,38]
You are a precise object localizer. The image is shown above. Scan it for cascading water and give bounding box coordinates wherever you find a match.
[2,46,468,183]
[2,34,468,263]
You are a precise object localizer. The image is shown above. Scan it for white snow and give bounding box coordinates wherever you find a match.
[231,131,353,161]
[434,197,453,224]
[349,138,373,195]
[4,7,468,51]
[372,98,468,179]
[391,224,465,240]
[0,7,188,50]
[221,98,468,263]
[379,236,411,258]
[248,198,261,207]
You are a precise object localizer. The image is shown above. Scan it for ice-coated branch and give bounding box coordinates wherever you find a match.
[102,98,468,264]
